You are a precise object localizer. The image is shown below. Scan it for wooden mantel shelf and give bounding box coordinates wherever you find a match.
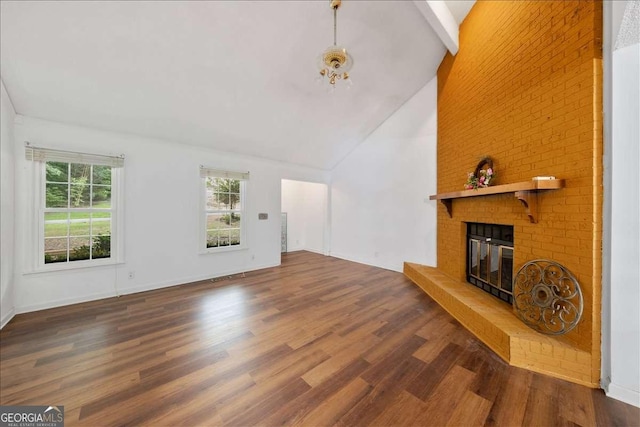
[430,179,565,223]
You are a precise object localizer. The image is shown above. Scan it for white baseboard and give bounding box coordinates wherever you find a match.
[300,247,327,256]
[116,262,279,298]
[0,307,15,329]
[17,290,117,314]
[605,381,640,408]
[328,251,402,273]
[16,262,280,315]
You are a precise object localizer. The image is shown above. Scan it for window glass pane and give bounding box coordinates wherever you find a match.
[45,212,68,238]
[70,184,90,208]
[221,213,237,229]
[45,237,68,263]
[69,213,90,237]
[46,162,68,183]
[70,163,91,181]
[91,209,111,221]
[231,194,241,210]
[225,178,240,192]
[206,230,220,248]
[92,185,111,208]
[92,234,111,259]
[93,214,111,237]
[217,192,231,209]
[226,183,240,208]
[218,230,230,247]
[206,177,220,192]
[229,213,241,229]
[206,178,220,196]
[93,165,112,185]
[207,213,230,230]
[206,197,219,210]
[46,183,68,208]
[69,237,91,261]
[230,228,241,246]
[206,191,222,210]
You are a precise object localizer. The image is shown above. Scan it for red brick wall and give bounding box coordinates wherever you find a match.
[436,0,602,380]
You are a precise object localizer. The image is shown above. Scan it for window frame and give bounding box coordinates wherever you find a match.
[25,148,124,273]
[199,168,248,254]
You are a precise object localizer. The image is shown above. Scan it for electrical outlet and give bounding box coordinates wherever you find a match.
[128,271,135,279]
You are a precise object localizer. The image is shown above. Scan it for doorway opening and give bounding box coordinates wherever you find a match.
[281,179,328,257]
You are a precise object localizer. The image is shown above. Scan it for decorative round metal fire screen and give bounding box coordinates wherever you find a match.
[513,260,583,335]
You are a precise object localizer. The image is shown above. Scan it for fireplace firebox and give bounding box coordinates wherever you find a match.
[467,223,514,304]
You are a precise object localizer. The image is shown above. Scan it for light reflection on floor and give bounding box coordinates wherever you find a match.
[197,284,249,339]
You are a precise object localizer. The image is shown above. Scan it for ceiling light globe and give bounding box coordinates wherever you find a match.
[318,46,354,74]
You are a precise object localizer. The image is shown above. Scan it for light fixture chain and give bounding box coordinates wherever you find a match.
[333,7,337,46]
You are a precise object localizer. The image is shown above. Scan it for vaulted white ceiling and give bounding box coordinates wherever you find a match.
[0,1,473,170]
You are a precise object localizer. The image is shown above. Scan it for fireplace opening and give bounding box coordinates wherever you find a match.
[467,223,514,304]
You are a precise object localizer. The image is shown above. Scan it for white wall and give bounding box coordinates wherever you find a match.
[0,80,16,328]
[12,116,327,314]
[330,77,438,272]
[602,0,640,407]
[281,179,327,254]
[609,35,640,408]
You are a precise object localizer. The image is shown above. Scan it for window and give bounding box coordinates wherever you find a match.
[26,145,124,269]
[200,167,248,251]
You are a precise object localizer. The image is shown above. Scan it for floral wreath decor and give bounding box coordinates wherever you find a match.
[465,157,495,190]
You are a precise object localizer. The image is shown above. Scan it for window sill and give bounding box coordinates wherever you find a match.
[200,245,248,255]
[24,258,124,275]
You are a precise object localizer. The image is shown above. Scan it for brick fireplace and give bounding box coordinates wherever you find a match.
[405,0,603,387]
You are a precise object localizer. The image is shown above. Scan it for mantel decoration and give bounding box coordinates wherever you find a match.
[316,0,353,90]
[513,260,583,335]
[465,157,495,190]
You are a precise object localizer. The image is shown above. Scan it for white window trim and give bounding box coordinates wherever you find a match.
[24,153,125,273]
[199,168,249,254]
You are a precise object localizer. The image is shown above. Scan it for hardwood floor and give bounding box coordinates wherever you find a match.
[1,251,638,426]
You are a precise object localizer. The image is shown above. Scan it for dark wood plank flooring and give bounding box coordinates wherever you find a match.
[1,251,638,426]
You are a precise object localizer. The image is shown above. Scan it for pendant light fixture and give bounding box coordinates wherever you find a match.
[317,0,353,89]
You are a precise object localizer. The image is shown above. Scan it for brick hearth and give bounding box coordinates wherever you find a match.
[404,263,596,387]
